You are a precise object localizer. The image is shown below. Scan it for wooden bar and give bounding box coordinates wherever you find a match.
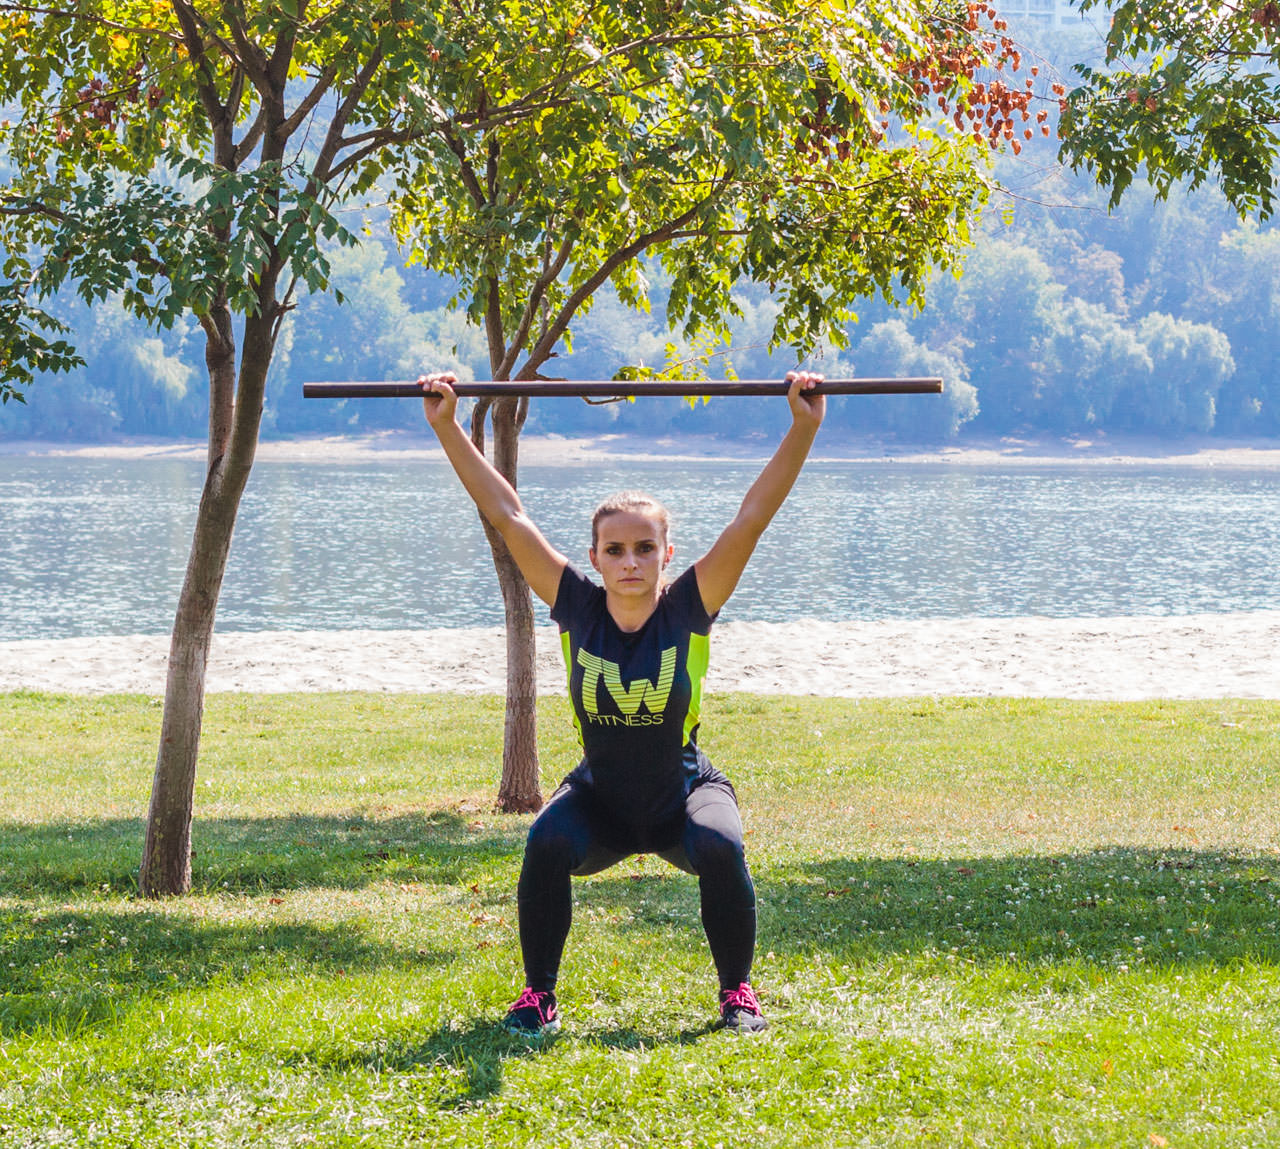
[302,377,943,399]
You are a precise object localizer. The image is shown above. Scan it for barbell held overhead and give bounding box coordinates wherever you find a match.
[302,377,944,400]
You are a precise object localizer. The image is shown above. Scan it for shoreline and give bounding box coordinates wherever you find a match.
[3,612,1278,700]
[5,429,1280,468]
[6,432,1279,700]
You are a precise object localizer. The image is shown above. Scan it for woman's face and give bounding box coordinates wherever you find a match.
[589,509,673,601]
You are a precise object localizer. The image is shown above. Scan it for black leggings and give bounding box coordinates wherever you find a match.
[516,780,757,993]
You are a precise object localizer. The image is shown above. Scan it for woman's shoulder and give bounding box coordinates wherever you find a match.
[561,560,595,587]
[663,564,699,595]
[552,561,605,623]
[661,564,715,628]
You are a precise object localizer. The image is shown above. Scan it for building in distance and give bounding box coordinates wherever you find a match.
[997,0,1112,32]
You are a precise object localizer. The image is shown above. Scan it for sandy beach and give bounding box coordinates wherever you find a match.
[2,612,1278,699]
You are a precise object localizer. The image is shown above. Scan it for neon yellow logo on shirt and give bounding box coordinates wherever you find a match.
[577,646,676,719]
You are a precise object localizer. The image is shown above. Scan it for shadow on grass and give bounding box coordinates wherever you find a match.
[0,808,527,896]
[282,1020,546,1107]
[0,810,522,1039]
[573,847,1280,970]
[0,903,457,1039]
[305,1018,719,1107]
[7,813,1280,1046]
[7,811,1280,975]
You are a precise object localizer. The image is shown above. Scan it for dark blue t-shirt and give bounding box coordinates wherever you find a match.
[551,563,723,830]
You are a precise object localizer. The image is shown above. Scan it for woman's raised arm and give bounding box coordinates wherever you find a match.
[422,373,567,606]
[693,371,825,616]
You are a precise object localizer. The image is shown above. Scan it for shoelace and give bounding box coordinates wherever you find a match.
[512,986,554,1021]
[720,983,761,1015]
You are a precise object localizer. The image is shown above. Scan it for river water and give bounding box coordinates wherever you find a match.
[1,454,1277,641]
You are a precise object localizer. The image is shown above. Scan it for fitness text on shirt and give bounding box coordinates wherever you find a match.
[577,646,676,726]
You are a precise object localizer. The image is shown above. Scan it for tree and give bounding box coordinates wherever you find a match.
[922,239,1064,433]
[1119,312,1235,433]
[1038,298,1151,432]
[0,290,203,437]
[846,318,976,437]
[1060,0,1280,218]
[0,0,604,895]
[381,0,1041,812]
[267,238,471,435]
[1,1,1026,893]
[1200,221,1280,431]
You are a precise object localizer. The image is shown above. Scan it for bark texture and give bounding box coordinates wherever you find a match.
[474,397,544,814]
[138,305,271,896]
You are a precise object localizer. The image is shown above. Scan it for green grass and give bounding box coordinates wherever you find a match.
[2,691,1279,1147]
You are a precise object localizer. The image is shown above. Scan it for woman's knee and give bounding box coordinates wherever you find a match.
[685,821,747,876]
[522,793,597,875]
[524,814,579,869]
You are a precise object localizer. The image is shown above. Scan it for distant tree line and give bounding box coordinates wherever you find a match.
[3,16,1276,447]
[6,163,1273,446]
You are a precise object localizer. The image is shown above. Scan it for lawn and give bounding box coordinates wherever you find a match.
[1,691,1278,1147]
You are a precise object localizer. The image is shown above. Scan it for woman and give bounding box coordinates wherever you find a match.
[422,369,825,1036]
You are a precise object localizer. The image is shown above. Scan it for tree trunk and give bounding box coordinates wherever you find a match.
[137,465,243,896]
[139,304,270,897]
[494,538,542,814]
[482,398,543,814]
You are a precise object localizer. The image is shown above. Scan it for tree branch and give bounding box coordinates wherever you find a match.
[266,0,304,86]
[438,122,490,209]
[0,197,69,221]
[325,127,419,182]
[470,395,492,458]
[278,61,341,140]
[485,274,507,377]
[519,189,724,379]
[170,0,240,167]
[0,2,179,39]
[232,106,269,167]
[219,0,271,91]
[497,228,575,379]
[309,43,387,184]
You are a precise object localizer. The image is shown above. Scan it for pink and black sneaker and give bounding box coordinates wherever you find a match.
[719,982,766,1033]
[503,987,561,1038]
